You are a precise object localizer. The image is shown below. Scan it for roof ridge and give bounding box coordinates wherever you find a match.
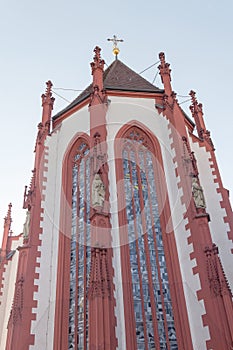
[53,59,163,120]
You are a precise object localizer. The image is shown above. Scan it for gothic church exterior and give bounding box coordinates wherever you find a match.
[0,46,233,349]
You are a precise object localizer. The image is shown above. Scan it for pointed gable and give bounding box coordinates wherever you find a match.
[53,59,163,120]
[103,59,162,93]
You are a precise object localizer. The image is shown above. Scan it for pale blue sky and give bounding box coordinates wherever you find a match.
[0,0,232,240]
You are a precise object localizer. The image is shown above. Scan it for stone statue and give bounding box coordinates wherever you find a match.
[192,177,206,209]
[92,174,105,208]
[23,210,31,239]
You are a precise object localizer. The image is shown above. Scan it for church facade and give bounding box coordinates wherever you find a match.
[0,46,233,350]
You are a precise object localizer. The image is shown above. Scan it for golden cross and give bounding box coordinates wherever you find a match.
[107,35,124,58]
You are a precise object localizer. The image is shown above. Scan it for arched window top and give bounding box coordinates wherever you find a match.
[73,140,90,163]
[116,123,178,349]
[122,126,153,151]
[68,136,91,349]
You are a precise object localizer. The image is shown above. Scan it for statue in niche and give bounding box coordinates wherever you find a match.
[192,177,206,209]
[92,173,105,208]
[23,210,31,239]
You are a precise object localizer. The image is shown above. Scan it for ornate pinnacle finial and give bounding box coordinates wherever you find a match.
[1,203,13,254]
[158,52,172,97]
[159,52,165,64]
[189,90,198,107]
[158,52,171,74]
[90,46,105,95]
[45,80,53,97]
[107,35,124,59]
[4,203,12,229]
[189,90,209,142]
[91,46,105,71]
[41,80,55,105]
[189,90,199,117]
[40,80,55,129]
[94,46,101,62]
[23,169,36,210]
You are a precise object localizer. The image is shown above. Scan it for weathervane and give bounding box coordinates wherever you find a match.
[107,35,124,59]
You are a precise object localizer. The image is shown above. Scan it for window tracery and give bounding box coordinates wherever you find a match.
[122,127,178,349]
[68,140,91,350]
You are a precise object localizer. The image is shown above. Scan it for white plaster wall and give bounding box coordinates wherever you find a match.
[30,106,90,349]
[106,96,210,349]
[0,237,23,350]
[107,132,126,350]
[161,154,210,350]
[189,135,233,292]
[28,95,225,349]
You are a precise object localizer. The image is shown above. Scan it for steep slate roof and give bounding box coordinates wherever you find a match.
[53,59,163,120]
[103,59,162,92]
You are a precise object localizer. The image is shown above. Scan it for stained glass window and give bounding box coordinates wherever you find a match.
[68,141,91,350]
[122,129,178,349]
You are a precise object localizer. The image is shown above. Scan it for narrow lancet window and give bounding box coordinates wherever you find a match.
[68,141,91,350]
[122,128,178,350]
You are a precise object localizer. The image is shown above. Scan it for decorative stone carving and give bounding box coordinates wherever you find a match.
[205,244,232,297]
[92,174,105,208]
[90,46,105,72]
[8,275,24,325]
[158,52,171,76]
[23,169,36,210]
[192,177,206,209]
[23,211,30,239]
[88,248,111,299]
[182,136,199,177]
[203,130,215,150]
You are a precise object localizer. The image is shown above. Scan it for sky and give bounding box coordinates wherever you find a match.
[0,0,232,243]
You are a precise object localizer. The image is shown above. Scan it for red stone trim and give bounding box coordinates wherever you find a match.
[88,70,118,349]
[6,244,34,348]
[53,90,195,133]
[53,99,89,129]
[188,131,233,345]
[167,103,233,348]
[107,90,161,99]
[160,95,219,347]
[0,261,7,303]
[115,120,193,349]
[5,139,49,349]
[210,153,233,244]
[29,145,50,340]
[0,235,22,304]
[169,120,214,348]
[54,132,90,350]
[189,132,233,247]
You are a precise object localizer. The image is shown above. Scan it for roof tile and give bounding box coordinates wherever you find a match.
[53,59,163,120]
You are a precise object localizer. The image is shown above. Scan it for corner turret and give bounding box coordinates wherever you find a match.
[189,90,206,139]
[41,80,55,132]
[90,46,105,93]
[158,52,172,99]
[0,203,12,257]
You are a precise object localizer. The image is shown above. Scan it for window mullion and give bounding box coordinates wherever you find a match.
[128,147,149,350]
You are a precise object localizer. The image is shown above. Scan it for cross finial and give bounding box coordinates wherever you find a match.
[107,35,124,59]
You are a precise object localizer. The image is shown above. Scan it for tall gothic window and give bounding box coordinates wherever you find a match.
[121,127,178,350]
[68,140,91,350]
